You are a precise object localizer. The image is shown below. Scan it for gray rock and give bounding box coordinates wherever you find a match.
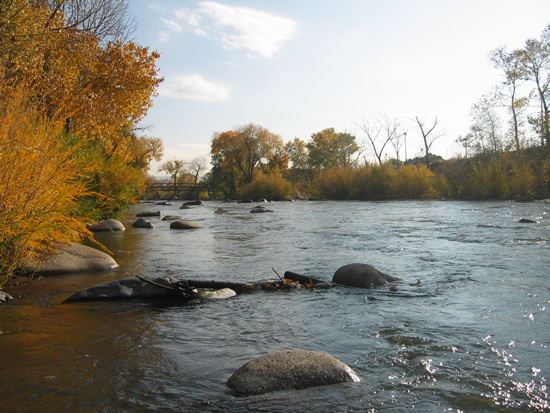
[214,208,228,214]
[250,206,273,213]
[0,291,13,303]
[227,349,360,396]
[136,211,161,217]
[20,242,118,275]
[170,220,204,229]
[332,263,398,288]
[161,215,183,221]
[183,200,205,206]
[132,218,155,228]
[86,219,125,232]
[64,276,180,302]
[519,218,537,223]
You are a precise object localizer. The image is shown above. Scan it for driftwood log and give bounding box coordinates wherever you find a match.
[137,272,329,297]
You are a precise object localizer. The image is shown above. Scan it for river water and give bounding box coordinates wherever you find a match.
[1,200,549,412]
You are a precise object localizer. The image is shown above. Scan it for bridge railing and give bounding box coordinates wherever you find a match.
[144,183,209,193]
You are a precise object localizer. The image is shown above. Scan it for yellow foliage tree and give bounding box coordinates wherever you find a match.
[0,86,95,287]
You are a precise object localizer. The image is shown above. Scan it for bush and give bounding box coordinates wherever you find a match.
[0,87,94,287]
[239,171,293,201]
[312,167,356,199]
[393,165,434,198]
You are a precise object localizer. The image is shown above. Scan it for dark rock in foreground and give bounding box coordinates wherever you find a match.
[64,276,179,302]
[332,263,398,288]
[227,349,360,396]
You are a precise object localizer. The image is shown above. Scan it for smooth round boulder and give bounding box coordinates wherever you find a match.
[170,220,203,229]
[20,242,118,275]
[86,219,125,232]
[227,349,360,396]
[332,263,398,288]
[132,218,155,229]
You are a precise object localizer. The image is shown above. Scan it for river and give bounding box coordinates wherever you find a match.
[1,200,549,412]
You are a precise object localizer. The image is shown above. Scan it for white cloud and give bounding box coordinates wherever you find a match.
[159,74,230,101]
[158,1,297,58]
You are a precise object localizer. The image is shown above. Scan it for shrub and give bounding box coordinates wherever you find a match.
[239,171,293,201]
[0,87,95,287]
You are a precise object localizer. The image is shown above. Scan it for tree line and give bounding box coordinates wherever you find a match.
[191,24,550,202]
[0,0,162,286]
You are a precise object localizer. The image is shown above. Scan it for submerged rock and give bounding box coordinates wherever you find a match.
[20,242,118,275]
[250,206,273,213]
[136,211,161,217]
[227,349,360,396]
[332,263,398,289]
[518,218,537,223]
[86,219,125,232]
[161,215,183,221]
[170,220,203,229]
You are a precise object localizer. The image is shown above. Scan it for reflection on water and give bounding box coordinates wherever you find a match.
[1,200,549,411]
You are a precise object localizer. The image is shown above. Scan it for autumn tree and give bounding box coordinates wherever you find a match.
[285,137,313,191]
[0,0,162,281]
[210,124,284,198]
[159,159,185,198]
[307,128,359,169]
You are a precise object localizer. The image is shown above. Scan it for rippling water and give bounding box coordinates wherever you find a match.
[1,200,549,412]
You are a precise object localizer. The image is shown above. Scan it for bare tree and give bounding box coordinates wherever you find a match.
[415,116,444,169]
[383,116,405,166]
[355,118,391,166]
[186,157,208,186]
[490,47,528,152]
[519,25,550,146]
[47,0,136,42]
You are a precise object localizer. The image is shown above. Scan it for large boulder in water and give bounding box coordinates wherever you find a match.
[332,263,398,288]
[20,242,118,275]
[227,349,360,396]
[132,218,155,229]
[86,219,125,232]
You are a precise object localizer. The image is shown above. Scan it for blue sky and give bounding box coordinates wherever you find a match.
[129,0,550,171]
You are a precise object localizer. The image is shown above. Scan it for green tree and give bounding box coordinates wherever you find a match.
[307,128,359,169]
[159,159,185,198]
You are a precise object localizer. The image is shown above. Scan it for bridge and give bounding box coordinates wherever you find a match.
[144,182,209,198]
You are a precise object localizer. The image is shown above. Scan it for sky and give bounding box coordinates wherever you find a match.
[128,0,550,173]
